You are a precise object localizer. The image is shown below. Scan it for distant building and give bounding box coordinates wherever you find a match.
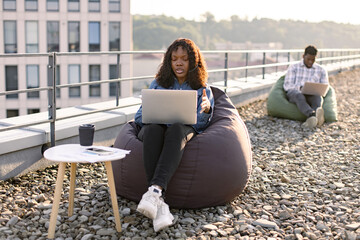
[215,41,284,62]
[0,0,131,119]
[206,41,288,81]
[215,41,283,50]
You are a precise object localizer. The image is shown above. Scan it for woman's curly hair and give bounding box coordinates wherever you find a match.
[156,38,208,90]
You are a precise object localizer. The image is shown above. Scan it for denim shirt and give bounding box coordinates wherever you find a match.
[134,78,214,133]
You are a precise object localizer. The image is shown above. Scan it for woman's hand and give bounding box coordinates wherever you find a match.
[200,89,211,114]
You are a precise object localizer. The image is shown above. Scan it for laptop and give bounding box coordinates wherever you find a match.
[301,82,329,97]
[141,89,198,125]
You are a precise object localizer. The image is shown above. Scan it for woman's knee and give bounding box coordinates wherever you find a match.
[165,123,195,142]
[142,124,166,138]
[165,123,184,136]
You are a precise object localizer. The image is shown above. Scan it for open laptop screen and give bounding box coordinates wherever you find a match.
[301,82,329,97]
[141,89,197,125]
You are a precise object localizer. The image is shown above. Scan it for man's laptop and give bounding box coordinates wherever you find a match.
[301,82,329,97]
[141,89,198,125]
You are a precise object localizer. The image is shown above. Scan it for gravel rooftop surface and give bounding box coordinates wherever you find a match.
[0,69,359,240]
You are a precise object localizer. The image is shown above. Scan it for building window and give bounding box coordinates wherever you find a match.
[5,66,18,99]
[7,109,19,118]
[28,109,40,114]
[4,21,17,53]
[68,0,79,11]
[47,21,59,52]
[25,21,39,53]
[27,65,39,98]
[89,22,100,52]
[47,0,59,11]
[88,0,100,12]
[89,65,101,97]
[109,22,120,51]
[109,65,120,97]
[25,0,38,11]
[3,0,16,11]
[68,22,80,52]
[68,65,80,97]
[109,0,120,12]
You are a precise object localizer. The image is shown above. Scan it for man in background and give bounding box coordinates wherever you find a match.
[284,45,329,128]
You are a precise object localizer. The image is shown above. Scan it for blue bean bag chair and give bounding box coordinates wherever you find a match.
[267,76,338,122]
[112,86,252,209]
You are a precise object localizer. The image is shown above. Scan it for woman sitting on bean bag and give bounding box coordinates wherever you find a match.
[132,38,214,232]
[112,38,252,233]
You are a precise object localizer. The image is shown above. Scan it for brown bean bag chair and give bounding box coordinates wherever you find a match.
[112,86,252,209]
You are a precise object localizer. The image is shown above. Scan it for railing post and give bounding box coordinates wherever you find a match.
[339,51,343,72]
[262,52,266,79]
[116,53,121,106]
[47,53,57,147]
[319,51,322,64]
[245,52,249,82]
[276,52,279,73]
[287,52,290,63]
[224,52,228,93]
[353,51,356,70]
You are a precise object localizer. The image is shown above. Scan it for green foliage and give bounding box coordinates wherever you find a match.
[133,15,204,50]
[133,15,360,50]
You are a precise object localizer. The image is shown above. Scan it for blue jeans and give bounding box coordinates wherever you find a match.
[286,89,323,117]
[138,123,196,191]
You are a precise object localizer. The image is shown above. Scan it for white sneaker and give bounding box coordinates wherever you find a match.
[316,107,325,127]
[153,199,174,232]
[301,116,317,129]
[137,186,162,219]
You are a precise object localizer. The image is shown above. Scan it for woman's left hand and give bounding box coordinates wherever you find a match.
[200,89,211,114]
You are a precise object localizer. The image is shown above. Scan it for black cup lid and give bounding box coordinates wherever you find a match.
[79,124,95,128]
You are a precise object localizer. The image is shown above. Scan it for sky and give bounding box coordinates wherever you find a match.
[131,0,360,25]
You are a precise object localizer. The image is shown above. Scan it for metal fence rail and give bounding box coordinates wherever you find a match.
[1,48,360,146]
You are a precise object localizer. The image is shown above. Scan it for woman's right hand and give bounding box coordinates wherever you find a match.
[200,89,210,114]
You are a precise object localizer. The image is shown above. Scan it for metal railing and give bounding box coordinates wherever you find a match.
[1,48,360,147]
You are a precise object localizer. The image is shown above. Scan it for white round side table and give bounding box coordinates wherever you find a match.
[43,144,129,239]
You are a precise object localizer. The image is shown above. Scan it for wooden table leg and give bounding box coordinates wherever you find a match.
[48,162,66,239]
[105,161,122,232]
[68,163,77,216]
